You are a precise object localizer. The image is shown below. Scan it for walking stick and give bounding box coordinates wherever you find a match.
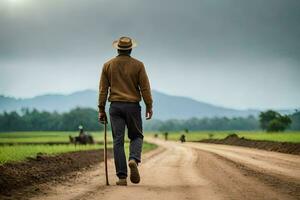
[103,119,109,186]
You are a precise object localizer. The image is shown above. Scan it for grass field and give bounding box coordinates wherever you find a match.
[0,144,105,164]
[2,130,298,164]
[0,131,109,143]
[156,131,300,143]
[0,141,156,164]
[0,131,157,164]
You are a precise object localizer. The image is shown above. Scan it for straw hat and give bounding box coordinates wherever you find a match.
[112,36,137,50]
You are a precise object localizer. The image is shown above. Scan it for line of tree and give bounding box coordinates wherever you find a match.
[0,108,299,132]
[290,111,300,130]
[259,110,292,132]
[0,108,101,131]
[144,116,260,131]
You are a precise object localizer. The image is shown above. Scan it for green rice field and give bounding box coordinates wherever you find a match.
[160,131,300,143]
[0,131,109,143]
[1,130,298,164]
[0,131,157,164]
[0,144,104,164]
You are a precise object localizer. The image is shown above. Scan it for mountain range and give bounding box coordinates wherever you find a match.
[0,90,294,120]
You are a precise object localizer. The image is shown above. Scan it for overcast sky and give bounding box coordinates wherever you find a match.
[0,0,299,109]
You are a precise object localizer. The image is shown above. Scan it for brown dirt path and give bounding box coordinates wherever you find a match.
[29,138,300,200]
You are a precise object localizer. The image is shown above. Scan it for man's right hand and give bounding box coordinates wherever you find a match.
[98,112,107,124]
[146,109,153,120]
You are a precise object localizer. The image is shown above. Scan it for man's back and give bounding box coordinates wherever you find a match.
[99,54,152,113]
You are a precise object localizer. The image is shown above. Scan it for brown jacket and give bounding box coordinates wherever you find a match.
[98,55,153,113]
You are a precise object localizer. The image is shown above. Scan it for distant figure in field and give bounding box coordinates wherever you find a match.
[180,134,186,143]
[78,125,85,138]
[164,132,169,141]
[98,36,153,186]
[69,125,94,145]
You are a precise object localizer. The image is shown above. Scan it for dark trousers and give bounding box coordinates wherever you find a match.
[109,102,143,179]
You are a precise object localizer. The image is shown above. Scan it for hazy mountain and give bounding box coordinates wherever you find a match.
[0,90,97,114]
[0,90,293,120]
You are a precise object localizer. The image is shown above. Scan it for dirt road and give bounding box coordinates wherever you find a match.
[31,138,300,200]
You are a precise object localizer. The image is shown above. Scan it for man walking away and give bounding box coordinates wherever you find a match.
[98,36,153,186]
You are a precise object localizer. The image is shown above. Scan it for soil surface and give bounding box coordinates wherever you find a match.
[0,149,113,199]
[199,134,300,155]
[10,138,299,200]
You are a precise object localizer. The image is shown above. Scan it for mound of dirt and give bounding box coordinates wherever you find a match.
[0,149,113,196]
[200,134,300,155]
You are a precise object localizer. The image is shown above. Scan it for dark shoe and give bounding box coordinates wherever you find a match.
[128,160,140,184]
[116,178,127,186]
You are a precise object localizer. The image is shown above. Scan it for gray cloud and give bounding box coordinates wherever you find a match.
[1,0,299,60]
[0,0,299,109]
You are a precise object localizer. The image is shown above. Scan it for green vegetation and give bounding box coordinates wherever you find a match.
[141,142,158,153]
[1,108,300,132]
[0,131,111,143]
[290,111,300,130]
[144,117,260,131]
[0,108,103,131]
[145,111,300,131]
[124,141,157,159]
[1,129,298,164]
[0,144,105,164]
[259,110,291,132]
[156,131,300,143]
[0,131,157,164]
[0,142,157,165]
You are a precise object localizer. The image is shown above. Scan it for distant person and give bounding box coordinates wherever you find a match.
[98,36,153,186]
[164,132,168,141]
[78,125,85,138]
[78,125,94,144]
[69,125,94,145]
[180,134,186,143]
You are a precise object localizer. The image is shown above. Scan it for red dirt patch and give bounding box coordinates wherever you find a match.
[0,149,113,197]
[199,134,300,155]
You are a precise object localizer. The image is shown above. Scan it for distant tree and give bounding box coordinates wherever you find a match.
[259,110,291,132]
[144,115,259,131]
[0,111,24,131]
[290,111,300,130]
[61,107,100,131]
[259,110,279,130]
[1,108,265,132]
[0,107,103,132]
